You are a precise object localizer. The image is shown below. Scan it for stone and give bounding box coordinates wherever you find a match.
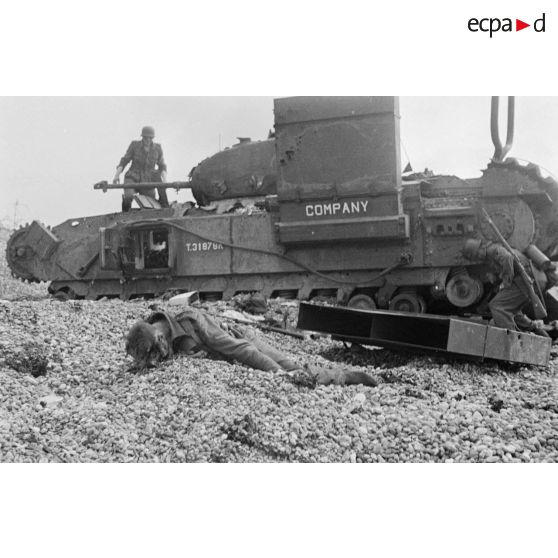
[39,394,63,408]
[444,442,457,454]
[352,393,366,406]
[168,292,200,307]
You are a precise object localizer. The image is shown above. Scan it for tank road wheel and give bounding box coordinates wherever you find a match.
[347,294,377,311]
[52,287,77,302]
[389,292,426,314]
[446,274,484,308]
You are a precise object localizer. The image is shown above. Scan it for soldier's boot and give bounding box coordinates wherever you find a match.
[157,187,170,208]
[122,196,132,213]
[533,327,551,339]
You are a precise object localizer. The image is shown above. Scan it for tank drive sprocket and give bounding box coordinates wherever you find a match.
[5,224,41,282]
[485,158,558,253]
[479,200,535,251]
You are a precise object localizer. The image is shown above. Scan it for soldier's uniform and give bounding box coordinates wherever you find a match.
[118,137,169,211]
[147,309,298,372]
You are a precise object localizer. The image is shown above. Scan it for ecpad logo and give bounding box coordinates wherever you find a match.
[468,13,546,37]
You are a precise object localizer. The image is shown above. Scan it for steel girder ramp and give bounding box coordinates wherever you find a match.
[297,303,551,366]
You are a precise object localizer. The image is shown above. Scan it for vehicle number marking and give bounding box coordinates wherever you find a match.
[186,242,224,252]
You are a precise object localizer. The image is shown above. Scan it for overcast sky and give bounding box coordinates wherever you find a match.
[1,96,557,227]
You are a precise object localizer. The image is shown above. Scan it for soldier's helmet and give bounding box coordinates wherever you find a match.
[462,238,486,261]
[141,126,155,138]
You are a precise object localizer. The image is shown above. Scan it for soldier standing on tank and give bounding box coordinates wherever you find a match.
[113,126,169,212]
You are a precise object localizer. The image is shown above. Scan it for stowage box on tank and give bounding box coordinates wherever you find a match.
[274,96,406,245]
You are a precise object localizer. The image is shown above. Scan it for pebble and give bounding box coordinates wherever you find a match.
[444,442,457,454]
[39,394,63,408]
[352,393,366,406]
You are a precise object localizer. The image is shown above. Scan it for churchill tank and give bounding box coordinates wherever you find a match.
[7,96,558,319]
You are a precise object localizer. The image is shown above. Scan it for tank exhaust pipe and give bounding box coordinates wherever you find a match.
[491,96,515,162]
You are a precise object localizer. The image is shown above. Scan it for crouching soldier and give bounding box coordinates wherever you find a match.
[463,239,558,335]
[125,307,378,387]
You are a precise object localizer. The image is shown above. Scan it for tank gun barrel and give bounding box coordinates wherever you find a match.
[94,180,192,192]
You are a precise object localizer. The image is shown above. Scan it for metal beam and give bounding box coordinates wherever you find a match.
[297,303,551,366]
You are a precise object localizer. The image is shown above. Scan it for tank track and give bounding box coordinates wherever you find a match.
[489,157,558,196]
[487,158,558,251]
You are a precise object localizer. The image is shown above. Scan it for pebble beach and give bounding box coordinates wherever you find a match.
[1,231,557,463]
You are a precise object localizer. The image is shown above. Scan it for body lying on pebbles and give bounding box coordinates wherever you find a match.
[0,297,557,463]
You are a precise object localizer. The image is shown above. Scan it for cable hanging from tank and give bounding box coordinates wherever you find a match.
[129,219,411,286]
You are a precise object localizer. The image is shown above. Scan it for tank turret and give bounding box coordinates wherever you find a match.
[189,137,276,206]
